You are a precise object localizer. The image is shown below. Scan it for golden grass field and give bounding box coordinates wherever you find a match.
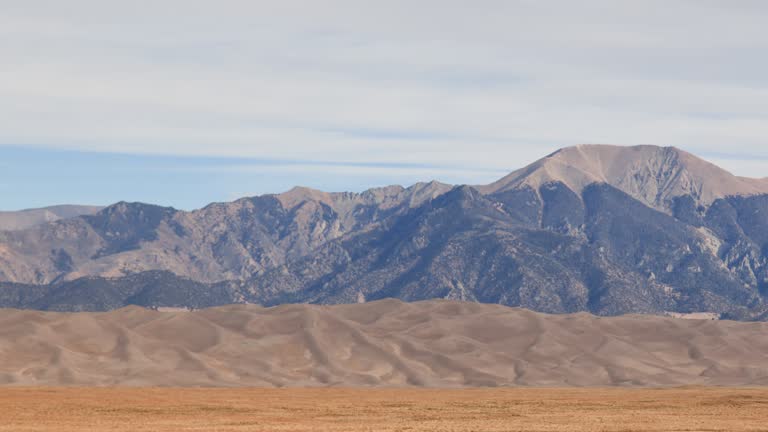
[2,387,768,431]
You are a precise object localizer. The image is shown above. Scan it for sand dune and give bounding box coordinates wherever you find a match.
[1,299,767,387]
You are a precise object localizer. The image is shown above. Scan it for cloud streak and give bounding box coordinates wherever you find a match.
[1,0,768,175]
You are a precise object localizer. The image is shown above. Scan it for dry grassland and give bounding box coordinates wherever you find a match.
[2,387,768,431]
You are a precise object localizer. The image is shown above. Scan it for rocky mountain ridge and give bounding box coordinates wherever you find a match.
[480,144,768,211]
[0,205,102,231]
[2,145,768,319]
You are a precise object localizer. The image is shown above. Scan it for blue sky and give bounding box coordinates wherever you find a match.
[2,1,768,210]
[0,146,508,210]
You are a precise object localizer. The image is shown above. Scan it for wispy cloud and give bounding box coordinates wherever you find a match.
[1,1,767,174]
[188,162,507,181]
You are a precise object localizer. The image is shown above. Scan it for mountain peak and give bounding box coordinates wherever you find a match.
[273,186,334,210]
[0,205,103,231]
[481,144,768,210]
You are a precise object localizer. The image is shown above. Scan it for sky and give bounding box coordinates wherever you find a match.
[2,0,768,210]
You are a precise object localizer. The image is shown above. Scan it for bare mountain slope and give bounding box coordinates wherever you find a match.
[0,205,102,231]
[0,181,451,284]
[1,299,767,387]
[480,144,768,210]
[3,145,768,320]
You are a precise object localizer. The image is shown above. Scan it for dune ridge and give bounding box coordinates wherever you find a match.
[1,299,768,387]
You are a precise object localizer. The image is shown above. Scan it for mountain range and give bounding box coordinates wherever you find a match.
[3,144,768,320]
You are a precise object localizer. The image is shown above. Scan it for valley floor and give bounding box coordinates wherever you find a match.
[2,387,767,431]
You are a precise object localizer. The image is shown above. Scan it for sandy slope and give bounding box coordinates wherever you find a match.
[1,299,767,387]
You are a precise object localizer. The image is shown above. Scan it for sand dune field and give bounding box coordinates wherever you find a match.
[1,299,768,387]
